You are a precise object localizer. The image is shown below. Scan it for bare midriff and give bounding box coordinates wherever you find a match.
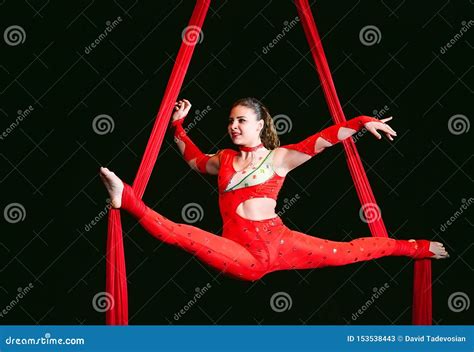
[235,198,278,221]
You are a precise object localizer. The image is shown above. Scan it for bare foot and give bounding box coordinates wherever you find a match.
[409,239,449,259]
[99,167,124,208]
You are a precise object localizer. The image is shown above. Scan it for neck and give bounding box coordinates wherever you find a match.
[239,143,263,152]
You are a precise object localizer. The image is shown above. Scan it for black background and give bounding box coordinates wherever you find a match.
[0,0,472,325]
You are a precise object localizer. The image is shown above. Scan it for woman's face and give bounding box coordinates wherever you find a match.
[228,105,264,146]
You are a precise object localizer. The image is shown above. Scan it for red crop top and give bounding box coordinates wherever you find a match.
[217,149,285,222]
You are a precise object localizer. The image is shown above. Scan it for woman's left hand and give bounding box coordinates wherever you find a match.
[364,116,397,141]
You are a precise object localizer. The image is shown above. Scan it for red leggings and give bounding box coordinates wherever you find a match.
[122,185,429,281]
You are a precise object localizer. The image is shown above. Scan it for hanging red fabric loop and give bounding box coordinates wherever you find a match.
[105,0,211,325]
[294,0,432,325]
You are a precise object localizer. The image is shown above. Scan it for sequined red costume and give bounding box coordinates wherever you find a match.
[120,117,434,281]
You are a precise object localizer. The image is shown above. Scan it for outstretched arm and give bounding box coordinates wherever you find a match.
[171,99,220,175]
[273,116,397,175]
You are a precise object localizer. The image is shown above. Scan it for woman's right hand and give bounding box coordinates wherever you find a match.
[171,99,192,123]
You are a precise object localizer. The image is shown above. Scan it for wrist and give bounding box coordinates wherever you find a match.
[346,116,378,131]
[172,120,187,142]
[171,117,185,127]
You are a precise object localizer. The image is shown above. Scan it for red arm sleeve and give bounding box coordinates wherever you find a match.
[171,119,211,173]
[280,116,378,156]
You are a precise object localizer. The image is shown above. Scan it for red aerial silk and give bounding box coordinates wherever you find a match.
[105,0,211,325]
[294,0,432,325]
[105,0,432,325]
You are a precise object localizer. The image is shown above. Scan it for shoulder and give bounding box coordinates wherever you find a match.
[272,147,290,163]
[219,148,238,156]
[272,146,312,176]
[271,148,290,177]
[215,148,237,162]
[221,148,238,154]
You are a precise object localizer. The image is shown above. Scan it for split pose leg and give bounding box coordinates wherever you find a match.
[266,229,439,273]
[100,168,449,281]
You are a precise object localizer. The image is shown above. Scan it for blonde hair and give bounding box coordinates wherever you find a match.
[231,97,280,150]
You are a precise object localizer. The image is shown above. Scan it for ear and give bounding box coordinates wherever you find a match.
[257,119,264,131]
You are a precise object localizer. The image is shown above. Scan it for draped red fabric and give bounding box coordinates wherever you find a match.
[294,0,432,325]
[413,260,432,324]
[105,0,211,325]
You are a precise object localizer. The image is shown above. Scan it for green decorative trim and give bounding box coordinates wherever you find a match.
[226,151,274,192]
